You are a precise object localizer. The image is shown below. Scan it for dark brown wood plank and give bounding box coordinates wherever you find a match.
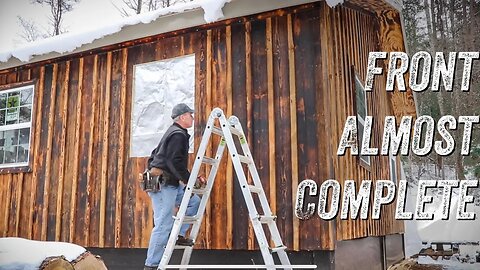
[42,63,58,241]
[54,61,70,241]
[121,47,139,248]
[292,8,323,250]
[210,27,228,249]
[24,66,43,239]
[73,55,94,247]
[90,53,109,247]
[271,14,294,249]
[192,30,209,249]
[61,58,80,242]
[99,52,112,247]
[114,48,128,247]
[105,49,123,247]
[31,66,48,240]
[230,22,250,250]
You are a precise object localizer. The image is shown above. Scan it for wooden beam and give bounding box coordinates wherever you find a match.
[266,17,277,215]
[114,48,128,247]
[225,25,233,249]
[287,14,299,251]
[99,52,112,247]
[69,59,83,243]
[28,67,45,239]
[55,61,70,241]
[41,63,58,240]
[85,55,99,246]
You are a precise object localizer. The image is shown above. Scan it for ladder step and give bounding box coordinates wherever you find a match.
[248,185,262,194]
[228,126,242,136]
[211,126,223,136]
[237,155,252,164]
[269,245,287,253]
[173,216,199,224]
[192,188,206,195]
[202,157,218,165]
[258,215,277,223]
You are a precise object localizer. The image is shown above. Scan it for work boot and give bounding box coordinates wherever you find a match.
[143,265,157,270]
[176,235,194,246]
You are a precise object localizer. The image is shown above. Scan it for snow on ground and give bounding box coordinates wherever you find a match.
[0,237,85,270]
[403,163,480,269]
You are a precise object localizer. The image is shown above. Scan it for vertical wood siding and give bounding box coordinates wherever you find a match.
[0,2,406,251]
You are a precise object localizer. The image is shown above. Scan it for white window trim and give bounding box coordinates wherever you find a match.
[0,84,34,169]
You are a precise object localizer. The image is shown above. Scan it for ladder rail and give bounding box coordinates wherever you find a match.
[159,108,293,270]
[159,109,223,269]
[180,136,228,266]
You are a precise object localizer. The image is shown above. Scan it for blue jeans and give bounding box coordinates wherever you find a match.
[145,183,201,267]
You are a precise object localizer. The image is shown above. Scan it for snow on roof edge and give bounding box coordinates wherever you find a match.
[0,0,231,64]
[1,0,369,70]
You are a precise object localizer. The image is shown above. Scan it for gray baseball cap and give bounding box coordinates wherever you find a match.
[171,103,194,119]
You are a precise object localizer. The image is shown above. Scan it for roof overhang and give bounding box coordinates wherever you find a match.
[1,0,324,71]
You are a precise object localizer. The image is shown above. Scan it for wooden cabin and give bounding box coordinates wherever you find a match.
[0,0,416,269]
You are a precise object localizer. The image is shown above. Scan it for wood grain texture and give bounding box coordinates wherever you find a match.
[0,2,407,251]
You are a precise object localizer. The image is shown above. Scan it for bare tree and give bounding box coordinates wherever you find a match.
[17,16,46,42]
[32,0,81,36]
[116,0,192,16]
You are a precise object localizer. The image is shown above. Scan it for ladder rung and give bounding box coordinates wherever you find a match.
[182,216,199,224]
[258,215,277,223]
[174,245,193,250]
[228,126,242,136]
[269,245,287,253]
[202,157,217,165]
[192,188,206,195]
[248,185,262,194]
[211,126,223,136]
[237,155,252,164]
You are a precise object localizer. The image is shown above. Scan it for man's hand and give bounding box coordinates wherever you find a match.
[194,175,207,189]
[197,176,206,184]
[150,167,162,176]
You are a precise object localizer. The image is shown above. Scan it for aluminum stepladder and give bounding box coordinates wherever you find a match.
[158,108,292,270]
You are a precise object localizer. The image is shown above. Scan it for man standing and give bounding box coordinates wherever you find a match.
[144,103,203,270]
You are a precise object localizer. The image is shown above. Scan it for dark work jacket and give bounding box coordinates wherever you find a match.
[147,123,191,187]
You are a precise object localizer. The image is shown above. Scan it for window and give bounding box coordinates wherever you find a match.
[0,85,34,168]
[389,154,397,183]
[130,54,195,157]
[355,74,370,166]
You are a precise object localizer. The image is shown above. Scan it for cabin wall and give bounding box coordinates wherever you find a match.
[0,2,404,251]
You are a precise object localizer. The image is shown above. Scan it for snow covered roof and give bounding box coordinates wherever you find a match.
[0,0,312,70]
[0,0,402,71]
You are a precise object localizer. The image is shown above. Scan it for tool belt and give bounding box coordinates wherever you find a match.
[139,169,163,192]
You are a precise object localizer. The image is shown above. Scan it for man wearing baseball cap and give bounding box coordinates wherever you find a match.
[144,103,204,270]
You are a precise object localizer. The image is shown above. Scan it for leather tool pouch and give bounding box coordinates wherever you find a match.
[139,169,162,192]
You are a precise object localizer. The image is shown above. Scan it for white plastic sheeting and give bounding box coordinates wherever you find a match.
[131,54,195,157]
[0,237,86,270]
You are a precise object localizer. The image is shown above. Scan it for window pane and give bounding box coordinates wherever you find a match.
[19,128,30,145]
[355,77,367,119]
[0,110,5,126]
[4,146,17,163]
[17,145,28,163]
[0,93,6,109]
[21,87,33,105]
[4,129,19,146]
[0,131,4,147]
[7,92,20,108]
[6,108,19,125]
[19,106,31,123]
[0,147,4,164]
